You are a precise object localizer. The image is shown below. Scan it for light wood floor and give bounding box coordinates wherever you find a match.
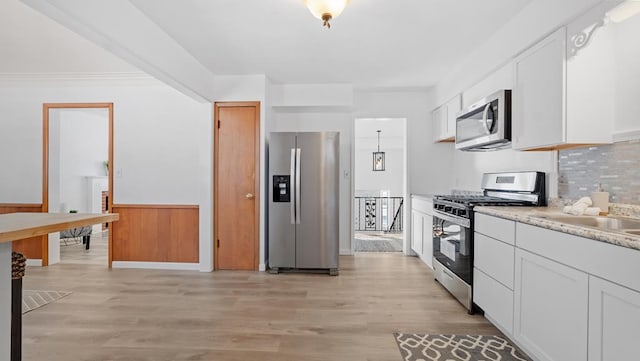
[21,253,498,361]
[59,231,108,265]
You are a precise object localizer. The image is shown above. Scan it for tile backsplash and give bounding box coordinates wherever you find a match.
[558,139,640,204]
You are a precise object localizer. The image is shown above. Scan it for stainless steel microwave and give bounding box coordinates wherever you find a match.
[455,89,511,151]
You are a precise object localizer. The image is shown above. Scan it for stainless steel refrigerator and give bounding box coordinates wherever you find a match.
[268,132,339,275]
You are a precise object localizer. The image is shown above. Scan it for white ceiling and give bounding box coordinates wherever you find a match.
[4,0,534,90]
[0,0,138,73]
[355,118,406,150]
[129,0,533,88]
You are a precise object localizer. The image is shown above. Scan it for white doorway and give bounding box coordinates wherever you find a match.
[352,118,407,253]
[47,107,110,265]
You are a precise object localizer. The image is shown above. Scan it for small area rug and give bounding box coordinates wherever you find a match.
[394,334,531,361]
[22,290,71,314]
[354,232,403,252]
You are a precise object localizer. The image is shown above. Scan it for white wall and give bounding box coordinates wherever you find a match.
[451,150,557,194]
[434,0,602,105]
[52,108,109,213]
[427,0,606,195]
[430,0,640,196]
[354,118,405,197]
[355,148,404,196]
[21,0,215,102]
[353,89,453,195]
[0,76,213,270]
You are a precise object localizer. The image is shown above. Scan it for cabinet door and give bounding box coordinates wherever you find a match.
[421,213,433,268]
[431,106,447,142]
[444,94,461,140]
[588,276,640,361]
[512,28,565,150]
[514,249,588,361]
[474,233,514,289]
[462,62,514,109]
[474,268,514,335]
[411,210,423,255]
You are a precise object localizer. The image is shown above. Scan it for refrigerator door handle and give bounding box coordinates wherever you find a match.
[295,148,301,224]
[290,148,296,224]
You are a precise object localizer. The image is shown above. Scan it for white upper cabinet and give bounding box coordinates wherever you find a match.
[463,62,514,109]
[431,105,447,142]
[432,94,461,142]
[512,28,567,150]
[511,1,640,151]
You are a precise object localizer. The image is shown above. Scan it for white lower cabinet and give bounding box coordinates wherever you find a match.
[474,268,514,334]
[411,210,423,256]
[588,276,640,361]
[411,196,433,268]
[475,213,640,361]
[514,248,588,361]
[473,217,516,335]
[421,213,433,268]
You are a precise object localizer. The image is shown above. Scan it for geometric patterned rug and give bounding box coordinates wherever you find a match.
[22,290,72,314]
[394,334,531,361]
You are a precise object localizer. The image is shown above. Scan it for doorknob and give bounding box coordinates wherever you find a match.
[245,193,255,199]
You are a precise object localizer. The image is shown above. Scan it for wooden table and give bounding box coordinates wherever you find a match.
[0,212,119,361]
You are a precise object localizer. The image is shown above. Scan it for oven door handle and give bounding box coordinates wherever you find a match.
[433,209,471,228]
[441,268,456,281]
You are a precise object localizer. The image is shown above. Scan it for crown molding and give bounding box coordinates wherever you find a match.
[613,129,640,142]
[0,72,158,86]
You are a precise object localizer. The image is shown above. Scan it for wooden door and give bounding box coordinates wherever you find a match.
[214,102,259,270]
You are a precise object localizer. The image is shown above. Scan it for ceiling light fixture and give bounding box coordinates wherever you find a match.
[606,0,640,23]
[373,130,385,172]
[304,0,349,28]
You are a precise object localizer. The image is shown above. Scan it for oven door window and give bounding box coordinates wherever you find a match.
[432,215,473,284]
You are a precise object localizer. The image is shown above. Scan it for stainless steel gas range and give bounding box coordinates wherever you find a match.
[432,171,546,313]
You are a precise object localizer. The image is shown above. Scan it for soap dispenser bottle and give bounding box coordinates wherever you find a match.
[591,184,610,215]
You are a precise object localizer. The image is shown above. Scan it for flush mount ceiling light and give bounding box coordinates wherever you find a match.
[372,130,385,172]
[304,0,349,28]
[606,0,640,23]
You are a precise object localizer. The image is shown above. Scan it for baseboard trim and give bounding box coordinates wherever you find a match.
[26,259,43,267]
[259,263,266,272]
[111,261,200,271]
[340,248,353,256]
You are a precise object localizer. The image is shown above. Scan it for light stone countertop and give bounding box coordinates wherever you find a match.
[411,194,434,200]
[474,206,640,251]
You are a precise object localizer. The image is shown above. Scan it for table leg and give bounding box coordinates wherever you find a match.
[0,242,11,360]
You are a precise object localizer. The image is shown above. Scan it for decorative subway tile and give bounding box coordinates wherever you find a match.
[558,140,640,205]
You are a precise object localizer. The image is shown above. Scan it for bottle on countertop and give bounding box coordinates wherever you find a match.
[591,184,610,215]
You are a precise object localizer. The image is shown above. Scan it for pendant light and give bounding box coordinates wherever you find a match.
[304,0,349,28]
[372,130,385,172]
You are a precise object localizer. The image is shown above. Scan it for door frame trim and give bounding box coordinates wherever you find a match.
[42,103,114,267]
[213,101,261,270]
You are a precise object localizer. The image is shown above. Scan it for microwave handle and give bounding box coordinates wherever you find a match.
[481,103,492,135]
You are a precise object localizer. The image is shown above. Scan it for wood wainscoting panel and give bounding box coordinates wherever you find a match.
[111,205,199,263]
[0,204,44,259]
